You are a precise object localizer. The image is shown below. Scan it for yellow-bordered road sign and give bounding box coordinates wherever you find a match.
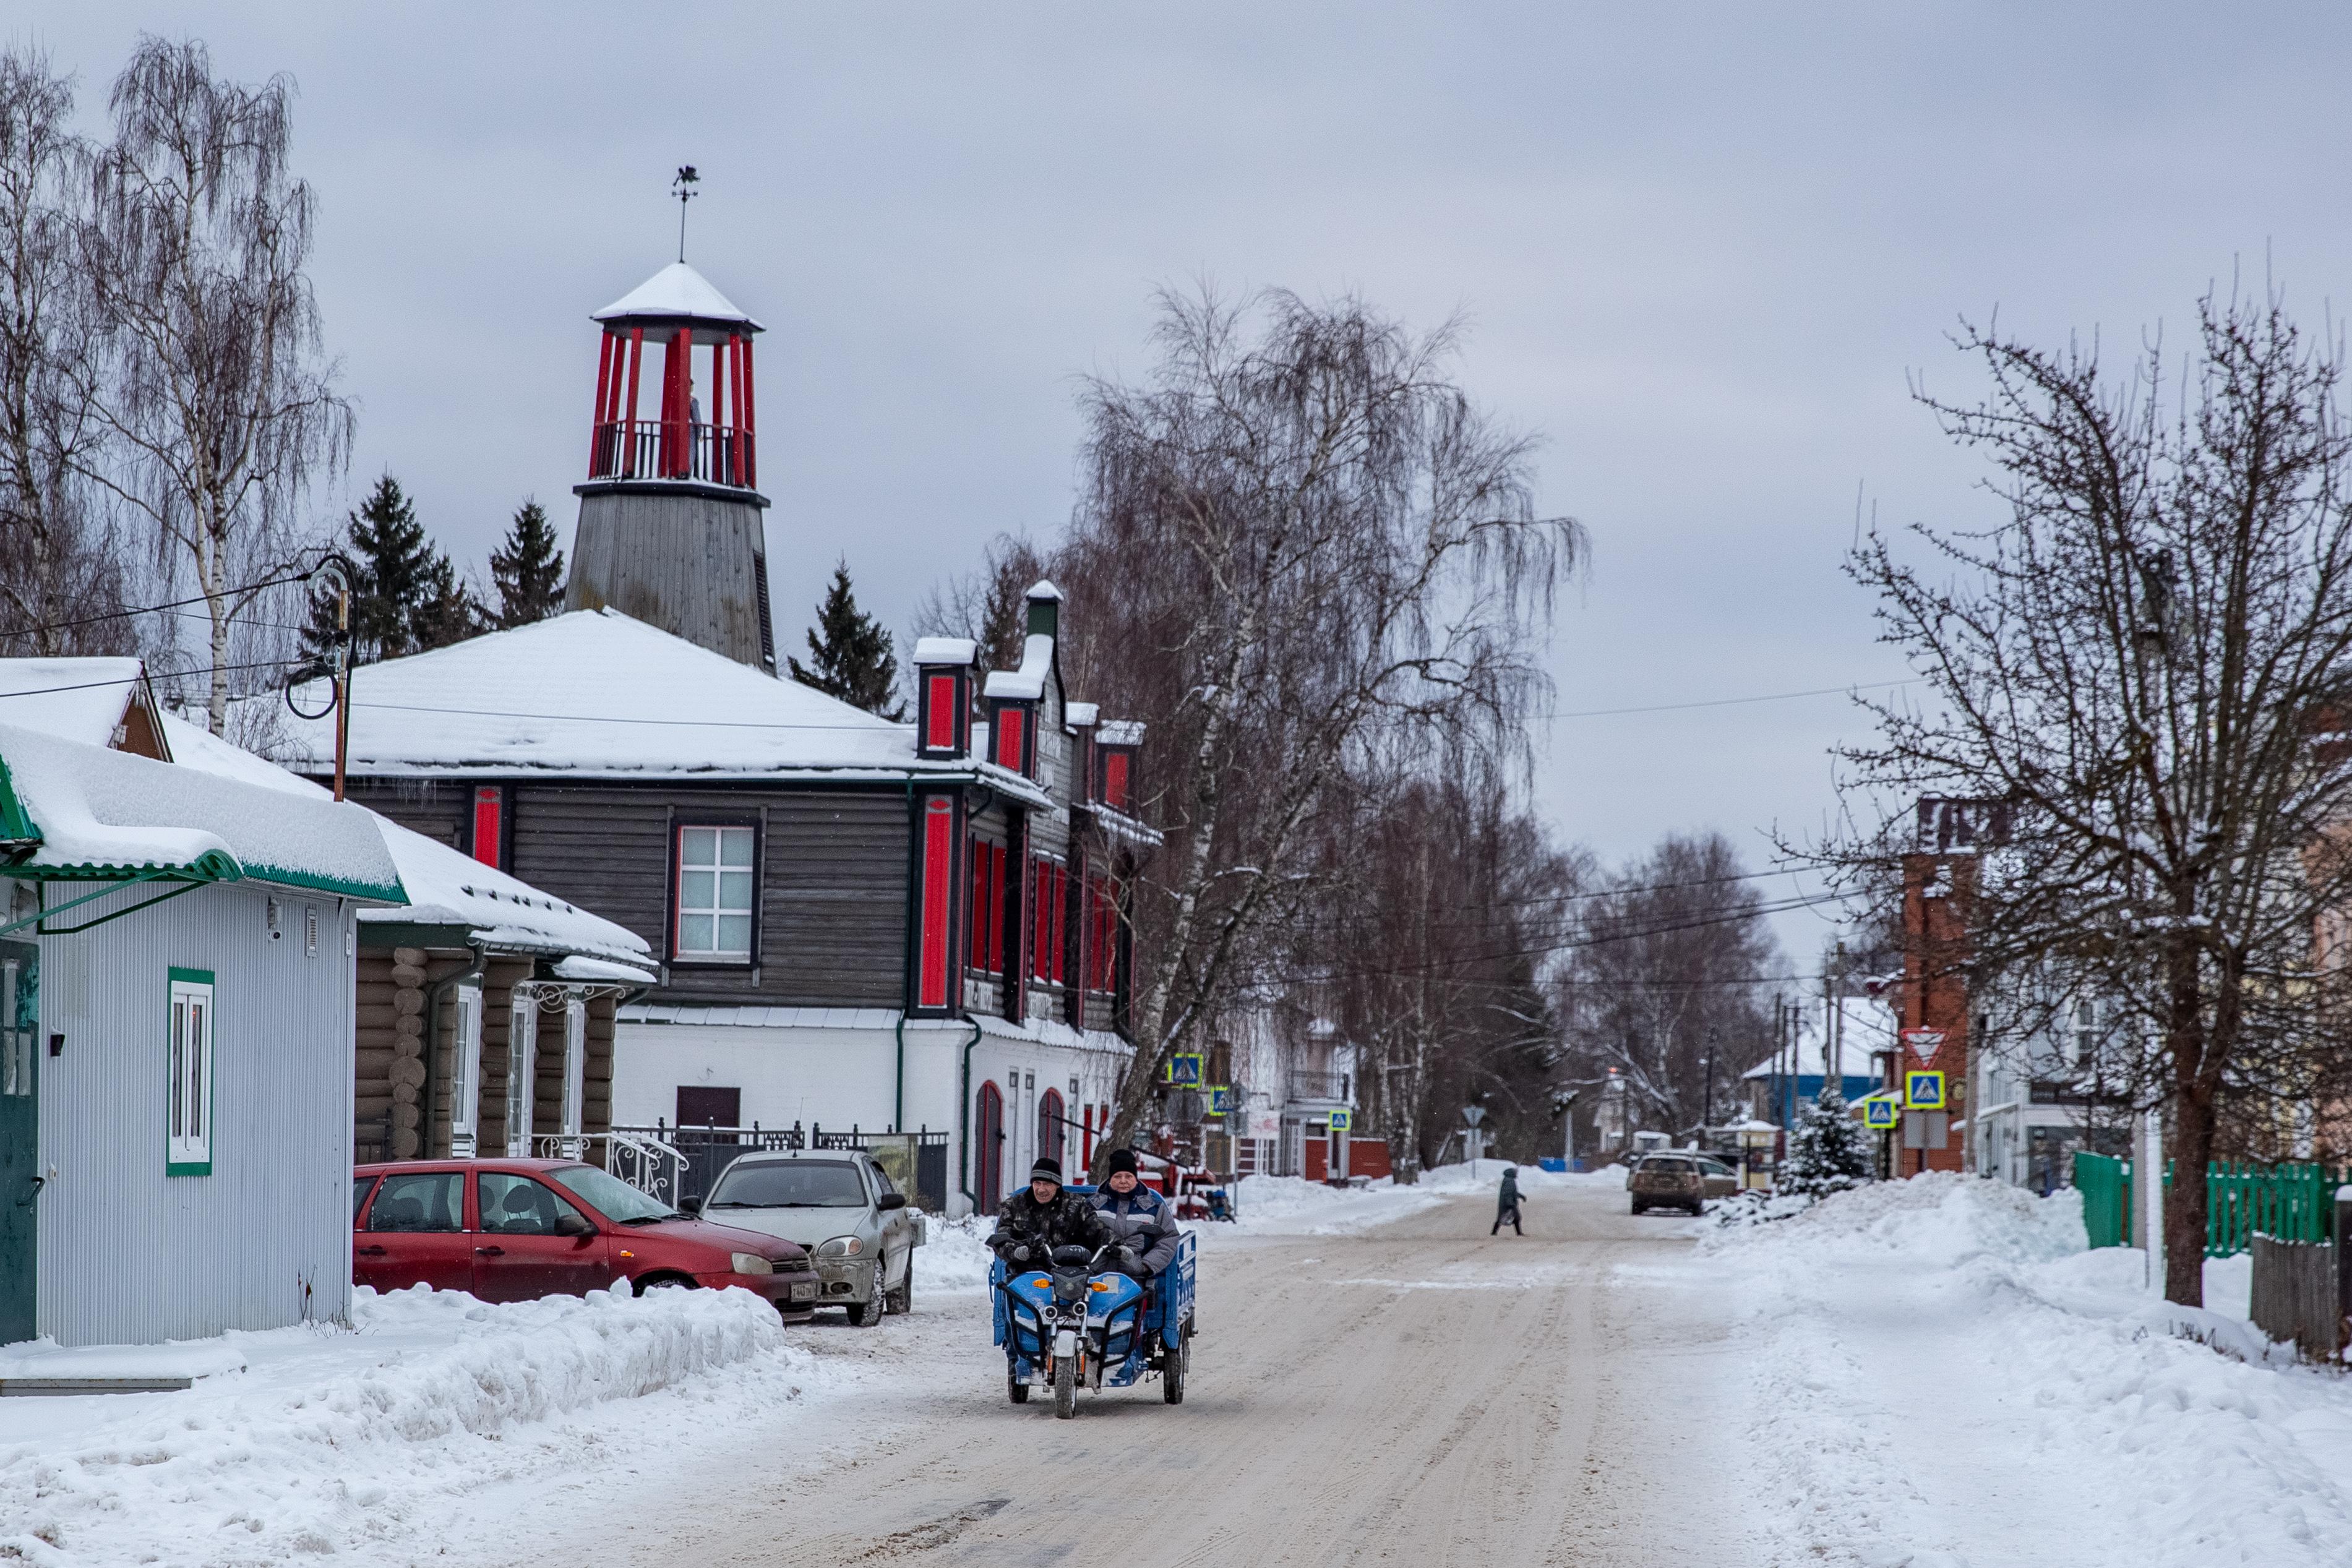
[1862,1094,1900,1129]
[1903,1071,1946,1111]
[1328,1110,1352,1132]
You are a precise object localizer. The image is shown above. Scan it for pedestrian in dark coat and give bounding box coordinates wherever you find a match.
[1492,1166,1524,1236]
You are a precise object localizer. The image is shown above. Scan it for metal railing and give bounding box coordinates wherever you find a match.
[1284,1069,1350,1103]
[606,1121,950,1211]
[590,419,755,487]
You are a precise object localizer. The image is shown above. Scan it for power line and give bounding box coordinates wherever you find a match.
[1552,678,1913,720]
[0,566,319,643]
[341,698,900,733]
[0,659,303,703]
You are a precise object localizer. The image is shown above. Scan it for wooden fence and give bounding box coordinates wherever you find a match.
[2249,1233,2345,1361]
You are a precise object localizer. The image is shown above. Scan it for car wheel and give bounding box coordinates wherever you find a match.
[847,1262,886,1327]
[1630,1199,1646,1215]
[885,1255,912,1316]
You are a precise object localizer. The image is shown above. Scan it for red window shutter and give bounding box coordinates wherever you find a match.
[968,838,987,973]
[919,800,954,1008]
[997,708,1024,772]
[925,675,957,751]
[1031,858,1046,982]
[1054,865,1070,983]
[988,846,1006,974]
[470,786,502,868]
[1104,753,1128,810]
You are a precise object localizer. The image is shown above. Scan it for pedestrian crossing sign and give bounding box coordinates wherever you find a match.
[1328,1110,1352,1132]
[1903,1071,1946,1111]
[1206,1085,1232,1116]
[1863,1094,1899,1129]
[1163,1053,1203,1087]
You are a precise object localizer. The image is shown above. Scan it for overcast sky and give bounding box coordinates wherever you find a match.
[22,4,2352,962]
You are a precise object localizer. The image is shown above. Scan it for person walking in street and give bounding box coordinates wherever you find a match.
[1492,1165,1524,1236]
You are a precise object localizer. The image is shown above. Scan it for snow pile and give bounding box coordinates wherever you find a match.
[0,1283,822,1566]
[1716,1174,2352,1567]
[922,1215,1002,1293]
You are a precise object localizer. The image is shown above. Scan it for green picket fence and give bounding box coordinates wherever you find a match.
[2074,1152,2349,1257]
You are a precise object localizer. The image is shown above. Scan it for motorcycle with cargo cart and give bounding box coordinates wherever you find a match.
[989,1223,1196,1420]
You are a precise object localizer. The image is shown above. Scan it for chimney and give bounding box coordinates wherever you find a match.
[911,637,977,760]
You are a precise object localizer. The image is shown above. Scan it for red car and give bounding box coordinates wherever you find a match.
[352,1158,818,1320]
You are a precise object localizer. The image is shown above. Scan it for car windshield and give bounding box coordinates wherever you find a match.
[548,1164,679,1223]
[707,1160,869,1208]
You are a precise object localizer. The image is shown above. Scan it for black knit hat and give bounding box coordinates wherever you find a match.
[1105,1147,1140,1176]
[1029,1157,1063,1186]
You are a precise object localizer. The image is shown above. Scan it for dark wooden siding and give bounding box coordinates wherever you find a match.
[337,777,470,849]
[507,781,911,1007]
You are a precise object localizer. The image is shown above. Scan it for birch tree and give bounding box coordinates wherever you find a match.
[1058,288,1581,1176]
[1834,288,2352,1306]
[0,46,129,654]
[80,37,349,732]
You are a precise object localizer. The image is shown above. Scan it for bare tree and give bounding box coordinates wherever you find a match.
[78,36,350,732]
[0,46,131,656]
[1556,831,1787,1137]
[914,531,1051,693]
[1834,287,2352,1306]
[1063,288,1582,1176]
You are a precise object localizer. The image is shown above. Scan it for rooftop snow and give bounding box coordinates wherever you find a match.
[257,610,1049,807]
[1026,580,1063,602]
[0,722,403,901]
[982,634,1055,701]
[0,658,154,752]
[593,261,763,330]
[1065,701,1099,727]
[1097,719,1145,746]
[163,716,653,971]
[911,636,976,666]
[1740,996,1899,1080]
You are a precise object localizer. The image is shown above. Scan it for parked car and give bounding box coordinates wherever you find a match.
[1628,1155,1708,1215]
[1693,1156,1741,1199]
[688,1149,925,1327]
[352,1157,818,1319]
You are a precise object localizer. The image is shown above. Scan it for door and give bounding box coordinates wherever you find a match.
[353,1170,474,1292]
[1037,1089,1065,1177]
[473,1172,610,1302]
[0,943,38,1345]
[976,1082,1004,1214]
[867,1157,912,1288]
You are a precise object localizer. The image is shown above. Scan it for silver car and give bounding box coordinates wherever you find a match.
[690,1149,925,1326]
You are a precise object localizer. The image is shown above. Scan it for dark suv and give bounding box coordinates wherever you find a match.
[1628,1155,1707,1215]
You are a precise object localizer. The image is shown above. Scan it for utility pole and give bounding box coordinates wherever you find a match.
[1702,1026,1719,1139]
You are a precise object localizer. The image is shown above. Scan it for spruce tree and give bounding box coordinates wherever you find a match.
[304,473,482,667]
[1779,1084,1875,1197]
[488,498,567,628]
[788,560,905,719]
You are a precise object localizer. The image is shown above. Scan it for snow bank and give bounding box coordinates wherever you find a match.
[0,1284,824,1566]
[1717,1174,2352,1567]
[922,1215,1001,1293]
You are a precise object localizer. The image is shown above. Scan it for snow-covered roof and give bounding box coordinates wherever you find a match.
[1065,701,1099,728]
[1026,580,1063,602]
[1083,800,1163,849]
[1097,720,1145,747]
[911,636,976,667]
[0,722,403,901]
[0,659,161,753]
[162,716,654,972]
[1741,997,1899,1079]
[257,610,1050,807]
[982,635,1055,701]
[592,261,763,331]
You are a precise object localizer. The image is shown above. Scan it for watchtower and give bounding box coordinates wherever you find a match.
[565,261,776,672]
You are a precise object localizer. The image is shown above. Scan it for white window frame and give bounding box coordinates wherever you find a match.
[506,992,539,1157]
[1,956,27,1099]
[449,982,484,1157]
[559,995,586,1156]
[166,969,216,1175]
[673,824,756,962]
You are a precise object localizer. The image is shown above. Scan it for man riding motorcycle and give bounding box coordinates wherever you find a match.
[1090,1148,1181,1281]
[990,1157,1112,1266]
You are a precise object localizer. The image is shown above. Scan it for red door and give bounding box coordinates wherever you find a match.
[472,1172,611,1302]
[977,1082,1005,1214]
[353,1170,474,1292]
[1038,1089,1065,1177]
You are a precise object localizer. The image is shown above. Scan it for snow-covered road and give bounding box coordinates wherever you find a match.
[11,1167,2352,1566]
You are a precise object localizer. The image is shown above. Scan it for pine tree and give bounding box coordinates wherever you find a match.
[304,474,483,667]
[1779,1084,1875,1197]
[488,497,566,628]
[787,559,905,719]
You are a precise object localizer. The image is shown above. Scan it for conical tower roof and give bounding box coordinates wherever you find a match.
[592,261,763,332]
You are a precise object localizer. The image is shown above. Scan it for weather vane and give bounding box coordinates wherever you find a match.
[672,165,699,262]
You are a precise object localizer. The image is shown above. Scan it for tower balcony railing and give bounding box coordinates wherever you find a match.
[590,418,757,489]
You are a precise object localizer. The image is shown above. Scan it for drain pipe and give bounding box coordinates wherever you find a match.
[895,1012,908,1132]
[956,1017,985,1217]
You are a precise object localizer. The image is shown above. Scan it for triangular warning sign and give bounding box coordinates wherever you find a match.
[1902,1029,1945,1067]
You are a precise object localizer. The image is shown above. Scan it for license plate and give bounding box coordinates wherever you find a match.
[790,1281,817,1301]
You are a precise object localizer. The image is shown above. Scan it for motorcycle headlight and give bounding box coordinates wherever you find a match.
[815,1235,865,1259]
[729,1253,775,1275]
